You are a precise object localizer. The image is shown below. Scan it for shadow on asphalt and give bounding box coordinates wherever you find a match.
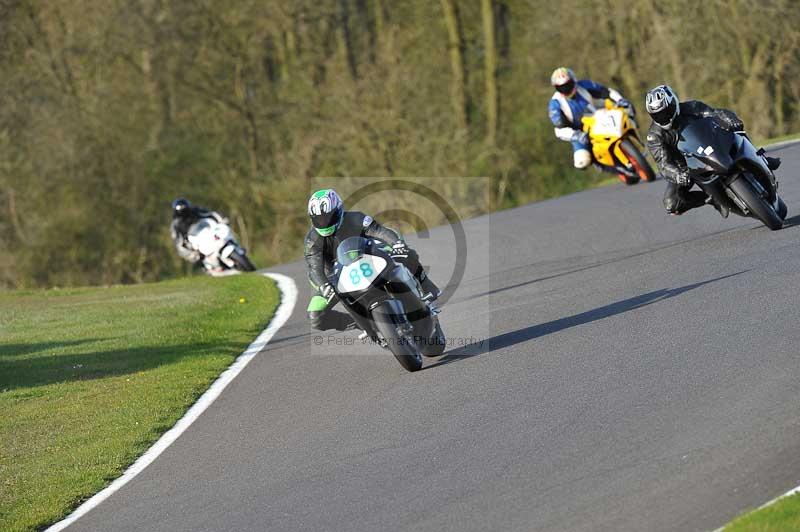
[451,228,744,305]
[781,213,800,228]
[424,270,748,369]
[264,331,313,349]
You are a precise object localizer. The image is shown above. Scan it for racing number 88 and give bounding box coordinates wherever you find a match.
[349,262,374,285]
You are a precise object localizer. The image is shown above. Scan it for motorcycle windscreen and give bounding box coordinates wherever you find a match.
[188,220,212,236]
[336,236,370,266]
[677,118,735,173]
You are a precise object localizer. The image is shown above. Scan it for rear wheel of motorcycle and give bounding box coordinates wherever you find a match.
[420,318,446,357]
[229,250,256,272]
[620,139,656,182]
[728,176,783,230]
[374,315,423,372]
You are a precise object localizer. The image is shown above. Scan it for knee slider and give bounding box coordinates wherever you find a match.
[663,196,680,213]
[574,149,592,169]
[308,311,325,330]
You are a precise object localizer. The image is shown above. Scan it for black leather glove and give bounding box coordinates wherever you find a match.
[618,99,636,118]
[675,168,691,186]
[320,282,336,300]
[715,110,744,132]
[390,241,410,258]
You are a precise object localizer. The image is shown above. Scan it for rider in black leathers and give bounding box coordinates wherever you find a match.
[170,198,228,263]
[305,189,440,331]
[645,85,780,216]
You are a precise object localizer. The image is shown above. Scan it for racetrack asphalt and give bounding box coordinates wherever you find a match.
[66,143,800,532]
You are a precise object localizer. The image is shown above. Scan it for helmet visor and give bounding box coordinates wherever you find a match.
[311,207,342,233]
[555,79,576,95]
[651,99,678,127]
[173,203,190,217]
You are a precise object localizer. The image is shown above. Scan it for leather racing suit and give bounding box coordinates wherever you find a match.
[548,79,630,169]
[304,211,435,331]
[646,100,744,214]
[170,207,228,262]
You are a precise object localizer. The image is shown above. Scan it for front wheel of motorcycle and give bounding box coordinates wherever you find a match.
[620,139,656,182]
[373,313,423,372]
[420,318,446,357]
[776,197,788,220]
[229,250,256,272]
[728,176,783,230]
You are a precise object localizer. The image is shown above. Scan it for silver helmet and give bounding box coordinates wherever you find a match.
[645,85,680,129]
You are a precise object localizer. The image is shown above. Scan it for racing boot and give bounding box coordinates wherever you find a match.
[766,156,781,171]
[418,270,441,302]
[757,148,781,171]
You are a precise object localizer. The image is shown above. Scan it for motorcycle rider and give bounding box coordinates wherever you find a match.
[644,84,781,217]
[305,189,440,331]
[170,198,229,264]
[548,67,634,171]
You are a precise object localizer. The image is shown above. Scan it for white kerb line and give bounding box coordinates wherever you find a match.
[45,272,298,532]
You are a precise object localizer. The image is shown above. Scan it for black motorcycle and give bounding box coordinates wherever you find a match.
[677,117,787,230]
[329,236,446,372]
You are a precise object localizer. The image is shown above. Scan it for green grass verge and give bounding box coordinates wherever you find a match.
[724,493,800,531]
[0,274,279,532]
[759,131,800,147]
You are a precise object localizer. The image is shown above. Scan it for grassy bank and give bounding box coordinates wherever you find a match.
[0,274,279,532]
[759,132,800,147]
[724,493,800,531]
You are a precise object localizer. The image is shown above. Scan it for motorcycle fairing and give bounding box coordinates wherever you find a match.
[677,118,736,174]
[581,104,639,168]
[336,255,389,294]
[187,218,234,257]
[678,118,777,200]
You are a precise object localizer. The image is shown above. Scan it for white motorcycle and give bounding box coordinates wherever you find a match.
[186,218,255,274]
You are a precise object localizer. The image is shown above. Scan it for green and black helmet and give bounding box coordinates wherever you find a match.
[308,189,344,237]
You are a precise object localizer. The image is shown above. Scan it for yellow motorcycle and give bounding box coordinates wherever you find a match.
[581,100,656,185]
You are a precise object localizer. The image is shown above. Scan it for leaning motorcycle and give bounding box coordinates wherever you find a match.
[581,100,656,185]
[329,236,446,372]
[186,218,256,274]
[676,117,787,230]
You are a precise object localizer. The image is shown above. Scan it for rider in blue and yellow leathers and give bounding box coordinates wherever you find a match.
[547,67,633,171]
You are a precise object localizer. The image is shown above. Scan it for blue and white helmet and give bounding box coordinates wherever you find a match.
[308,189,344,237]
[646,85,680,129]
[551,67,577,97]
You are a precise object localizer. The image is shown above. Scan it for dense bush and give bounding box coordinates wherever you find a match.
[1,0,797,287]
